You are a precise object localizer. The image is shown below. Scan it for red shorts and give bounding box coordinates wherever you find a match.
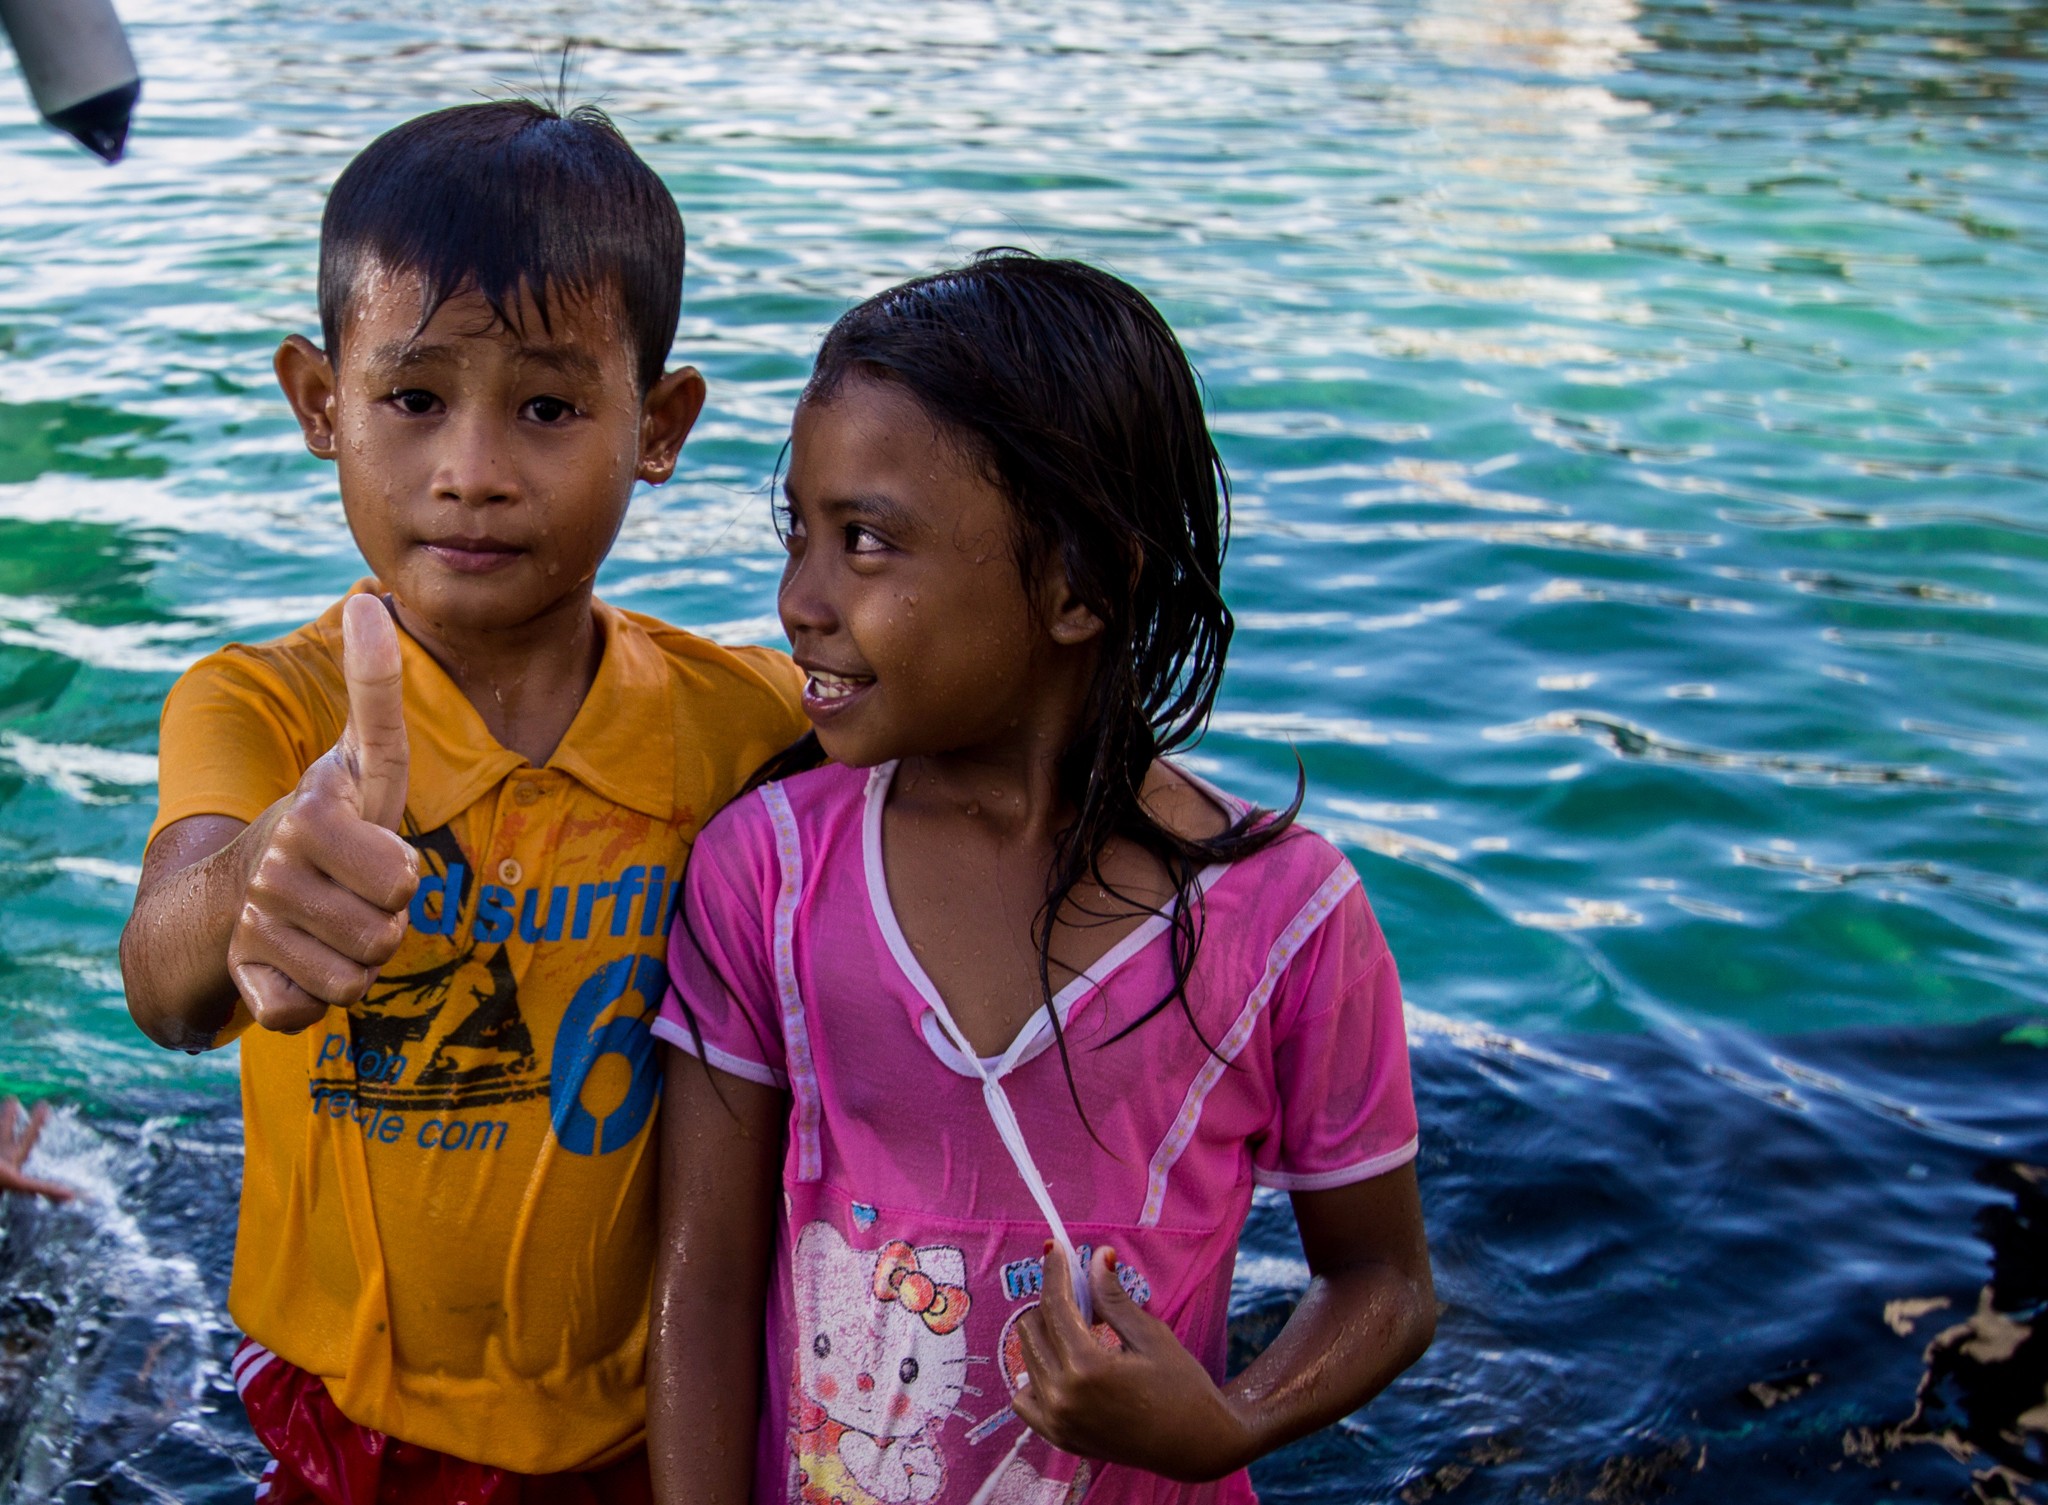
[233,1339,653,1505]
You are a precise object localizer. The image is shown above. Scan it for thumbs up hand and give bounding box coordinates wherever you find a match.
[226,596,422,1034]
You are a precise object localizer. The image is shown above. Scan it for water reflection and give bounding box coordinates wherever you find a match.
[1877,1161,2048,1501]
[2,0,2047,1497]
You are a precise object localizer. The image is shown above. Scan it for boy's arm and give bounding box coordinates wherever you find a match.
[651,1048,785,1505]
[1012,1165,1435,1481]
[120,598,419,1048]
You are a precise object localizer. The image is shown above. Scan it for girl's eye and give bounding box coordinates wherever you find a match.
[392,389,439,416]
[525,395,577,424]
[845,524,888,555]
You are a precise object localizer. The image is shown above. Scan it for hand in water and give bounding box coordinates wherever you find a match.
[0,1098,75,1202]
[1010,1241,1252,1482]
[226,595,419,1033]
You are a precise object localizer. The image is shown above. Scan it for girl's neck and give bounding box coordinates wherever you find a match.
[893,721,1080,844]
[390,586,604,768]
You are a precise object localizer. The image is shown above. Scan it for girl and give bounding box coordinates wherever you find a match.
[649,253,1434,1505]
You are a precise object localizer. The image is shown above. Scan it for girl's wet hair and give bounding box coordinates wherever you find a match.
[318,99,683,391]
[766,249,1301,1103]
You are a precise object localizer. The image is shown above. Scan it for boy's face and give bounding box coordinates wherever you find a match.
[275,266,704,637]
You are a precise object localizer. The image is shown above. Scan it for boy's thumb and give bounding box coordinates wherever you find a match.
[340,594,409,831]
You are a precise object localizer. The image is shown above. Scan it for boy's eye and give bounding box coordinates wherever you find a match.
[524,395,578,424]
[391,389,440,416]
[845,524,888,555]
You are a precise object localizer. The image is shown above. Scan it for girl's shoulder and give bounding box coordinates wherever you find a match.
[1167,761,1356,890]
[695,759,873,871]
[1170,770,1388,970]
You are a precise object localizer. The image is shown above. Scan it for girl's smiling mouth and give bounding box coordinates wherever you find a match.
[800,665,875,718]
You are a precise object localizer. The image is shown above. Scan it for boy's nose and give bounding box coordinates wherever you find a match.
[433,411,516,505]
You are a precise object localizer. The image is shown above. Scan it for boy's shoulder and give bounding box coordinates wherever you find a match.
[168,594,354,737]
[604,600,802,711]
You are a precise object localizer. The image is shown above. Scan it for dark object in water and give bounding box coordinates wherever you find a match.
[0,0,141,162]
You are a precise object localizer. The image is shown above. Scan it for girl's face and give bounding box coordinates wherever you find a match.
[779,376,1097,769]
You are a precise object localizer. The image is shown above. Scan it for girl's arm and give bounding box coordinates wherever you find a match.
[650,1049,787,1504]
[1011,1163,1434,1482]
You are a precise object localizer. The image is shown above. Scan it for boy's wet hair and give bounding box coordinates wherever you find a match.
[791,250,1303,1104]
[318,100,683,391]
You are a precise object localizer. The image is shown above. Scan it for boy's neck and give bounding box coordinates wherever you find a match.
[386,585,604,768]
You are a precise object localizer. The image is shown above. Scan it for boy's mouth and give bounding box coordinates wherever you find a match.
[800,666,875,717]
[421,535,525,575]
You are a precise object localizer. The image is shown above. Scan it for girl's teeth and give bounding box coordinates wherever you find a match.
[808,673,864,701]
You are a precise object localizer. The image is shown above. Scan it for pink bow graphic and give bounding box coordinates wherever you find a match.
[872,1240,971,1335]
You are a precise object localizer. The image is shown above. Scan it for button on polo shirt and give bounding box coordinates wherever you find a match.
[148,584,806,1471]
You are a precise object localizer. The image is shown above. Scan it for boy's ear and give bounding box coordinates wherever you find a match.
[275,335,339,460]
[638,366,708,485]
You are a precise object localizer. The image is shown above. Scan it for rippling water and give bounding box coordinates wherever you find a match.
[2,1,2045,1499]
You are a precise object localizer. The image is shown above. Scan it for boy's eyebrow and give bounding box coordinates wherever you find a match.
[357,340,605,383]
[516,344,605,382]
[365,339,449,372]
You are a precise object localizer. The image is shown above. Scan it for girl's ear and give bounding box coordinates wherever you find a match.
[1042,566,1107,647]
[274,334,339,459]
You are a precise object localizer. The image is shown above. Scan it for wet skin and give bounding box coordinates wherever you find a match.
[780,374,1211,1055]
[652,374,1434,1500]
[122,273,706,1043]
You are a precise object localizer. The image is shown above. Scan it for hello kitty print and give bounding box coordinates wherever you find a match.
[789,1222,1093,1505]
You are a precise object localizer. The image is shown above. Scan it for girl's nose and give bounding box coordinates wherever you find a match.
[778,550,839,638]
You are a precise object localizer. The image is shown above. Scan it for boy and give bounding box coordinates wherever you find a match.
[120,100,805,1499]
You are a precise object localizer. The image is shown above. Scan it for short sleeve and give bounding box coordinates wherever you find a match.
[656,795,790,1090]
[148,651,328,848]
[1253,876,1419,1191]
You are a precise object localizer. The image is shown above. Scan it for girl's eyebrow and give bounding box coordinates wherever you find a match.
[785,480,922,537]
[831,494,921,533]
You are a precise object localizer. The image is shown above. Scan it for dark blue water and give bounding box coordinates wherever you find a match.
[1,0,2045,1498]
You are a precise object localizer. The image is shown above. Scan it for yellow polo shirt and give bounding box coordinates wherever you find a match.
[147,586,805,1471]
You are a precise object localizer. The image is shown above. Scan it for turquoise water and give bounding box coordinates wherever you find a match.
[1,0,2045,1499]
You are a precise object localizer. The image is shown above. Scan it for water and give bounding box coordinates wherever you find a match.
[1,0,2044,1498]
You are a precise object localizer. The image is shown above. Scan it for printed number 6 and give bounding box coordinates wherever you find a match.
[549,952,667,1156]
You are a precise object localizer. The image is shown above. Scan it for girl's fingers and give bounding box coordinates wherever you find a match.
[1032,1242,1089,1360]
[1012,1308,1056,1404]
[1086,1245,1153,1354]
[18,1102,50,1163]
[0,1162,74,1202]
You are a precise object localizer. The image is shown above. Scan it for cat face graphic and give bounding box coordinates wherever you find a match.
[794,1222,970,1441]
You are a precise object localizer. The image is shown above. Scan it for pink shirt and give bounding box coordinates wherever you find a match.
[657,761,1418,1505]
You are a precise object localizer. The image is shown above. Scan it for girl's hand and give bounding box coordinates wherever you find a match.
[0,1098,75,1202]
[1010,1242,1252,1482]
[1012,1169,1436,1485]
